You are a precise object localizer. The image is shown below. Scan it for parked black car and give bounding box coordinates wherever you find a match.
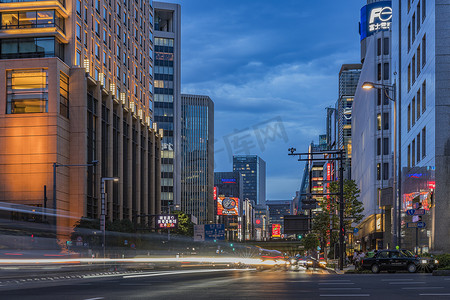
[361,249,439,273]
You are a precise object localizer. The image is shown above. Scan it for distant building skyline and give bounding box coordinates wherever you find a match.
[233,155,266,206]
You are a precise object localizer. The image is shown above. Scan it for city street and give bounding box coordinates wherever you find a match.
[0,268,449,299]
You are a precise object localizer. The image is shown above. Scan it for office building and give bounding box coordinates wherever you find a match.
[352,0,394,250]
[153,2,181,212]
[214,171,243,240]
[232,155,266,205]
[267,200,292,235]
[337,64,362,180]
[0,0,162,239]
[392,0,450,252]
[181,94,214,224]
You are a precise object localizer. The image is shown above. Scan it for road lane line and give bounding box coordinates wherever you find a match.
[319,288,362,290]
[382,279,414,281]
[419,294,450,296]
[83,298,104,300]
[389,281,426,284]
[403,287,444,290]
[319,280,351,282]
[318,283,355,285]
[320,294,370,297]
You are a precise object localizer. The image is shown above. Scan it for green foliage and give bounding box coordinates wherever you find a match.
[172,210,194,236]
[300,234,320,251]
[436,253,450,269]
[311,179,364,251]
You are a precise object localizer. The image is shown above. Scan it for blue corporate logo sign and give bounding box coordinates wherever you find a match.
[360,1,392,41]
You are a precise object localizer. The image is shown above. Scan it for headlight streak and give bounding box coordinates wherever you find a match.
[0,256,287,267]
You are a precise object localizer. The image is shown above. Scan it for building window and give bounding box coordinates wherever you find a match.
[377,63,382,81]
[95,20,100,36]
[417,45,421,75]
[383,37,389,55]
[422,0,426,22]
[76,23,81,41]
[381,137,388,155]
[377,89,381,106]
[60,72,69,118]
[76,49,81,66]
[377,138,381,156]
[412,97,416,126]
[383,163,389,180]
[383,63,389,80]
[95,43,99,58]
[417,133,421,162]
[416,90,421,119]
[412,139,416,167]
[412,13,416,42]
[408,64,411,91]
[408,23,411,52]
[76,0,82,15]
[407,104,411,131]
[422,127,426,158]
[407,145,411,169]
[422,35,426,67]
[377,113,381,131]
[6,69,48,114]
[383,112,389,130]
[422,80,426,112]
[377,38,381,56]
[412,55,416,84]
[377,163,381,180]
[1,10,65,32]
[0,37,64,60]
[417,2,421,32]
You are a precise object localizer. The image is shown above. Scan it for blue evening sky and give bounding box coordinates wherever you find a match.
[167,0,364,200]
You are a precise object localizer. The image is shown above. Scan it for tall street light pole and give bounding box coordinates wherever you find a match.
[101,177,119,258]
[362,81,400,248]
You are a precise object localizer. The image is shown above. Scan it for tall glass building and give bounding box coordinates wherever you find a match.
[153,2,181,212]
[181,94,214,224]
[337,64,362,180]
[232,155,266,206]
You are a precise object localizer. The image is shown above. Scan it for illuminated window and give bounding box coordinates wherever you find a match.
[6,69,48,114]
[377,113,381,130]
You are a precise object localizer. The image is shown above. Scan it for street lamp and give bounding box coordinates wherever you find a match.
[362,81,401,248]
[101,177,119,258]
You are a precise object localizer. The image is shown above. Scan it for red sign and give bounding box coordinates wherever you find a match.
[272,224,281,238]
[213,187,217,200]
[255,219,261,225]
[428,181,435,190]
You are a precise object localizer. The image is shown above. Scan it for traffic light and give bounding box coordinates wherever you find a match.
[213,239,217,243]
[232,248,235,251]
[229,243,233,247]
[297,234,303,240]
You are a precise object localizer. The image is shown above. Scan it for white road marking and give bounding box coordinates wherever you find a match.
[83,298,104,300]
[389,281,426,284]
[319,288,362,291]
[382,278,414,281]
[119,283,151,286]
[318,283,355,285]
[319,280,351,282]
[403,287,444,290]
[320,294,370,297]
[419,294,450,296]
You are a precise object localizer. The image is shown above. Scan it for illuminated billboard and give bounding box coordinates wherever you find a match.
[213,187,217,200]
[360,1,392,40]
[217,197,239,215]
[156,214,178,229]
[272,224,281,238]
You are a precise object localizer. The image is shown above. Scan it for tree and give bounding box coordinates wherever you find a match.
[311,179,364,253]
[301,233,320,252]
[172,210,194,236]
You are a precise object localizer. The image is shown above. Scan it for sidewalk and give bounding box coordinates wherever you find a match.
[333,264,355,274]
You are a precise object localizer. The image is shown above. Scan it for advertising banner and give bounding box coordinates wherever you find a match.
[360,1,392,40]
[217,197,239,215]
[272,224,281,238]
[156,214,178,229]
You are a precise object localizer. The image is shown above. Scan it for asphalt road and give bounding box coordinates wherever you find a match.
[1,268,450,299]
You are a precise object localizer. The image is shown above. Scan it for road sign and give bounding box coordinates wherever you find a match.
[406,209,416,216]
[414,209,425,215]
[194,225,205,242]
[412,203,420,209]
[417,222,426,228]
[204,224,225,241]
[353,228,359,233]
[412,215,420,222]
[407,222,418,228]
